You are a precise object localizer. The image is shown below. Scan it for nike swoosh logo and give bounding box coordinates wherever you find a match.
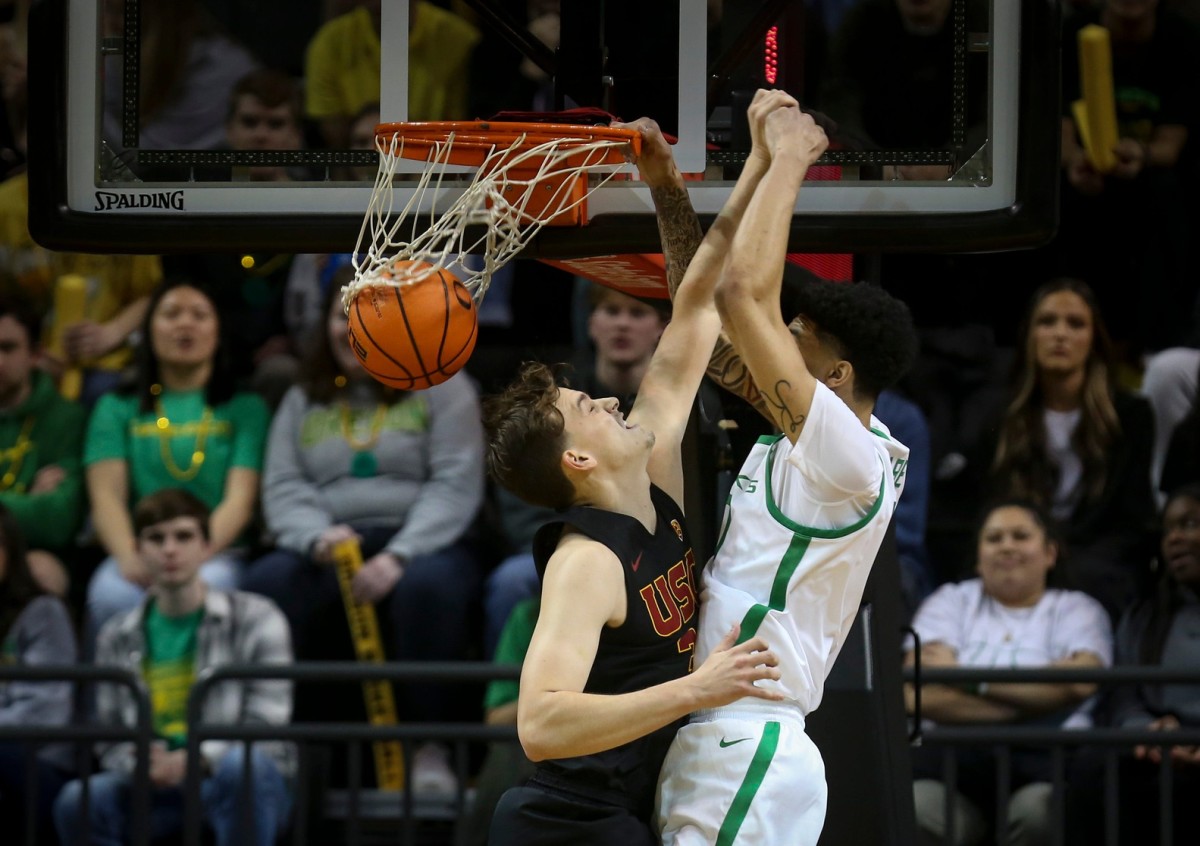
[631,552,642,572]
[719,737,752,748]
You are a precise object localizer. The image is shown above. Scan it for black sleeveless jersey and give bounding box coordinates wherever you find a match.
[529,484,699,822]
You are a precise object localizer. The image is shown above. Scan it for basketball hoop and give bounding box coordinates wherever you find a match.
[344,121,640,311]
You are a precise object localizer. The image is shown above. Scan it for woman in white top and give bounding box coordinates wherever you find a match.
[976,278,1156,622]
[904,498,1113,846]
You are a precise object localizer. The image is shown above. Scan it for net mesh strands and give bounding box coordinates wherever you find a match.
[345,123,639,310]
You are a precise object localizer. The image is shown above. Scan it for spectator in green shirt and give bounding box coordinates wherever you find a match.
[0,288,86,597]
[82,278,269,650]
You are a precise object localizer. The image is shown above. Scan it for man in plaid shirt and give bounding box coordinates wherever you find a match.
[55,488,294,846]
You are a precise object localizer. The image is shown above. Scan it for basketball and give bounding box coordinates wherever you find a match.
[346,261,479,390]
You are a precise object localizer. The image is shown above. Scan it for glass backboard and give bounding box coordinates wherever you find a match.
[28,0,1060,256]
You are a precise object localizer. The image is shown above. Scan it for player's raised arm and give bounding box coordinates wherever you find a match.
[619,91,801,489]
[715,106,828,443]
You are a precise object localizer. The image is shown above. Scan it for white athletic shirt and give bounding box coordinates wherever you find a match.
[696,382,909,715]
[906,578,1113,729]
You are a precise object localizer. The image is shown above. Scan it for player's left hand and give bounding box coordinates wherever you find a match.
[351,552,405,604]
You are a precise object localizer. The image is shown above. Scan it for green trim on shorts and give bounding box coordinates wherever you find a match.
[715,721,781,846]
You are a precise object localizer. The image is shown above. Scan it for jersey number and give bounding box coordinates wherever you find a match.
[677,627,698,672]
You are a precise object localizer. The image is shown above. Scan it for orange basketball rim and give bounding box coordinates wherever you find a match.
[374,121,640,227]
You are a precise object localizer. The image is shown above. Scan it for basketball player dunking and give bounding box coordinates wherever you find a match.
[652,95,919,845]
[480,93,804,846]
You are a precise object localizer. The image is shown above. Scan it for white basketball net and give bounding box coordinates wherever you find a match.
[344,130,633,311]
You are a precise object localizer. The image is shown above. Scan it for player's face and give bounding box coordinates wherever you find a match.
[1161,495,1200,589]
[975,505,1056,607]
[1031,290,1093,378]
[137,516,210,590]
[327,295,363,378]
[555,387,651,465]
[0,315,34,407]
[150,286,219,369]
[227,95,302,152]
[588,291,665,370]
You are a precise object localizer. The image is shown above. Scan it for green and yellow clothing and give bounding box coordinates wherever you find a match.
[0,370,86,549]
[83,388,269,514]
[143,601,204,749]
[483,598,538,713]
[0,172,162,374]
[303,1,479,122]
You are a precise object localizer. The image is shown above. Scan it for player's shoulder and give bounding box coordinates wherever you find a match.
[542,531,625,614]
[546,530,623,575]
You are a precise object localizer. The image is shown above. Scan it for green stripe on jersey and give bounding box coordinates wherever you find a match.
[716,721,781,846]
[736,533,810,644]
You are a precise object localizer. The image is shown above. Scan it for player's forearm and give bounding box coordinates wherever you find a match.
[705,334,773,426]
[518,677,701,762]
[650,179,703,301]
[721,155,808,307]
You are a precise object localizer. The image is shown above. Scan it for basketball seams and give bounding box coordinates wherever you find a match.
[346,263,478,391]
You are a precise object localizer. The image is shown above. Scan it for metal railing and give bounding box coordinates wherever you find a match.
[0,665,153,846]
[5,662,1198,845]
[905,666,1200,846]
[183,661,520,846]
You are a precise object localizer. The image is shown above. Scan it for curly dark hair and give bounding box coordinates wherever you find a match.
[779,272,918,401]
[482,362,576,510]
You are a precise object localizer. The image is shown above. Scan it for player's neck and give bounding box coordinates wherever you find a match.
[577,469,657,533]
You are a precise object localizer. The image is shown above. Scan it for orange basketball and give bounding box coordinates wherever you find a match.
[346,261,478,390]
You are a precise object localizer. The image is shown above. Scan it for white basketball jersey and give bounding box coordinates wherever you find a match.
[696,383,909,715]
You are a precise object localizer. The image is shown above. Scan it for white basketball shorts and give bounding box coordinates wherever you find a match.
[655,708,827,846]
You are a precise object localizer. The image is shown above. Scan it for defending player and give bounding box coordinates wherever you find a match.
[482,92,801,845]
[654,102,919,844]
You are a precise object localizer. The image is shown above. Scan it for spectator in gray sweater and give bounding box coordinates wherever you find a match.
[242,271,486,796]
[0,503,77,844]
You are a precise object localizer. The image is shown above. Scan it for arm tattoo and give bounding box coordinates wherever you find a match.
[763,381,807,435]
[707,336,770,424]
[649,183,703,298]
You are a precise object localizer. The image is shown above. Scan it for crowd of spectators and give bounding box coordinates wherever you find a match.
[0,0,1198,843]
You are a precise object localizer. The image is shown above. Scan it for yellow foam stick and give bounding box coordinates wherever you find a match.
[1071,99,1093,159]
[1078,24,1118,173]
[52,274,87,401]
[332,538,405,790]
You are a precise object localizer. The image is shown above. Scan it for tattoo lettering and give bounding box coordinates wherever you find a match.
[649,184,703,297]
[764,380,807,434]
[708,336,768,421]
